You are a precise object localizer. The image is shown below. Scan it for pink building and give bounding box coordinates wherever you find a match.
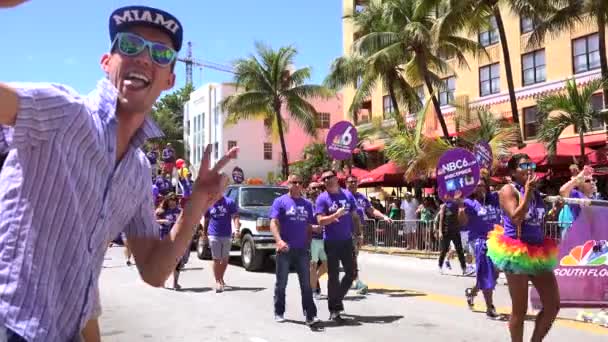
[283,92,344,164]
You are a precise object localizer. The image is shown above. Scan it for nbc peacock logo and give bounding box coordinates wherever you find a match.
[560,240,608,266]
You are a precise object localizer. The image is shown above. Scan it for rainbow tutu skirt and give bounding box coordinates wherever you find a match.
[487,225,558,275]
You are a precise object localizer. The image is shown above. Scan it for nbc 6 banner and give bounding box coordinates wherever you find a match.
[325,121,358,160]
[531,199,608,309]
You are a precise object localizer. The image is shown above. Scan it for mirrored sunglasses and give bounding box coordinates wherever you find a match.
[112,32,177,67]
[518,162,536,170]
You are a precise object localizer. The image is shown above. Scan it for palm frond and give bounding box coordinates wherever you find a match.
[287,84,334,101]
[537,113,574,156]
[284,94,319,137]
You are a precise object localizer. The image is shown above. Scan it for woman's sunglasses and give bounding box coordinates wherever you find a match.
[518,162,537,170]
[322,175,336,182]
[112,32,177,67]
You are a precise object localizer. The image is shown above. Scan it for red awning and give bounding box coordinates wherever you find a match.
[362,142,384,152]
[358,161,406,187]
[509,142,597,165]
[559,133,606,148]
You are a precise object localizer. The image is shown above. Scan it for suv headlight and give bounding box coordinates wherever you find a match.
[256,217,271,231]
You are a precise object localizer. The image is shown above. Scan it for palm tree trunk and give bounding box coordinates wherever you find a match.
[579,129,586,167]
[493,7,524,148]
[273,100,289,178]
[422,73,450,139]
[388,84,405,130]
[597,14,608,110]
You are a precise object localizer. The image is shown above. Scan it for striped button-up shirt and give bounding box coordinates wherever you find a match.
[0,79,162,342]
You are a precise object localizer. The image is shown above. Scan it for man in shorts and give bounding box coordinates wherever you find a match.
[203,194,240,292]
[307,182,327,299]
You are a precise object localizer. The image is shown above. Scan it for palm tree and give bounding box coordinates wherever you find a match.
[530,0,608,111]
[459,0,552,147]
[536,78,607,165]
[354,0,486,139]
[327,0,422,130]
[220,42,334,178]
[386,100,519,181]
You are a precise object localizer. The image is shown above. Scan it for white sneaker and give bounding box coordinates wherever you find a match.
[274,314,286,323]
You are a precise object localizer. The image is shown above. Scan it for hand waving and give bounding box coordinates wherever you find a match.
[0,0,28,8]
[192,144,239,205]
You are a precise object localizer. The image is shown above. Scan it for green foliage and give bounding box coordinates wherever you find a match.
[290,142,333,184]
[537,78,607,160]
[148,83,194,158]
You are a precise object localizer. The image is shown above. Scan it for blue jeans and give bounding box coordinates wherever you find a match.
[274,248,317,320]
[325,239,355,313]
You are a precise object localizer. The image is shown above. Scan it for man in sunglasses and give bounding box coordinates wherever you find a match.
[559,165,599,221]
[315,170,362,322]
[0,4,236,342]
[269,174,320,326]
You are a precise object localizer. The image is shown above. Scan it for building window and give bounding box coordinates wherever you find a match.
[228,140,237,150]
[416,86,425,108]
[439,77,456,106]
[263,143,273,160]
[577,94,606,133]
[522,50,546,86]
[520,16,538,34]
[523,106,540,140]
[315,113,330,129]
[573,33,600,74]
[382,95,394,119]
[479,16,499,47]
[480,63,500,97]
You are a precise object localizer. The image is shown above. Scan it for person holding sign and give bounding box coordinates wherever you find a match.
[487,154,559,342]
[458,177,502,319]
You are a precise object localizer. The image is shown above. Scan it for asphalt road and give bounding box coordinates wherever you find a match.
[98,247,608,341]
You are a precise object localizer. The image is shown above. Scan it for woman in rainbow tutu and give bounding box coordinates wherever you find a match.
[487,153,559,342]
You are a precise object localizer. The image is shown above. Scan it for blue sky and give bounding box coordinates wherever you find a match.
[0,0,343,94]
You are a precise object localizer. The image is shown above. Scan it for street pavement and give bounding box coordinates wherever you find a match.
[99,247,608,341]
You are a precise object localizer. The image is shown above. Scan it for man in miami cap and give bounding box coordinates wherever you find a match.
[0,3,237,341]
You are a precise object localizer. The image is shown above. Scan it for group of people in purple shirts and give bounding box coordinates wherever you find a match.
[268,170,392,327]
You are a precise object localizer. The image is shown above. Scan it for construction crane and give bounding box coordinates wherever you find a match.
[177,41,235,85]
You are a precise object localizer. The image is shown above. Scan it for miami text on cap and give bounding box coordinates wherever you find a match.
[109,6,183,51]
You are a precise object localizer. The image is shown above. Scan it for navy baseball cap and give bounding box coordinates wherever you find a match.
[109,6,183,51]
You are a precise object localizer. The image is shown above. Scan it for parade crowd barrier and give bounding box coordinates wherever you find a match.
[361,219,571,257]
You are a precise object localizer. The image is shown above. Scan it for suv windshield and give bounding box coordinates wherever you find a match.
[240,187,288,207]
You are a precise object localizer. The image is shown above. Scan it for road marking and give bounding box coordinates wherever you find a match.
[364,282,608,336]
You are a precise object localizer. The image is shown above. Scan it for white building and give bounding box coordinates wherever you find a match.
[183,83,281,182]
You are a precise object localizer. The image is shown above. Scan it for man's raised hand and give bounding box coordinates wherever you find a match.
[193,144,239,204]
[0,0,29,8]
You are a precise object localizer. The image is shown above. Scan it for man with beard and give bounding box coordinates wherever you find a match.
[0,4,236,341]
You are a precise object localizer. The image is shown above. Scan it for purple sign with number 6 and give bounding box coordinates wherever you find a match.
[435,148,481,201]
[326,121,358,160]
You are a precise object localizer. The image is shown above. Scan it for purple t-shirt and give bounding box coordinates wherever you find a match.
[180,178,192,198]
[351,191,371,224]
[270,195,315,249]
[158,207,181,237]
[568,189,584,221]
[463,192,500,240]
[315,190,357,241]
[205,196,238,237]
[152,184,159,199]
